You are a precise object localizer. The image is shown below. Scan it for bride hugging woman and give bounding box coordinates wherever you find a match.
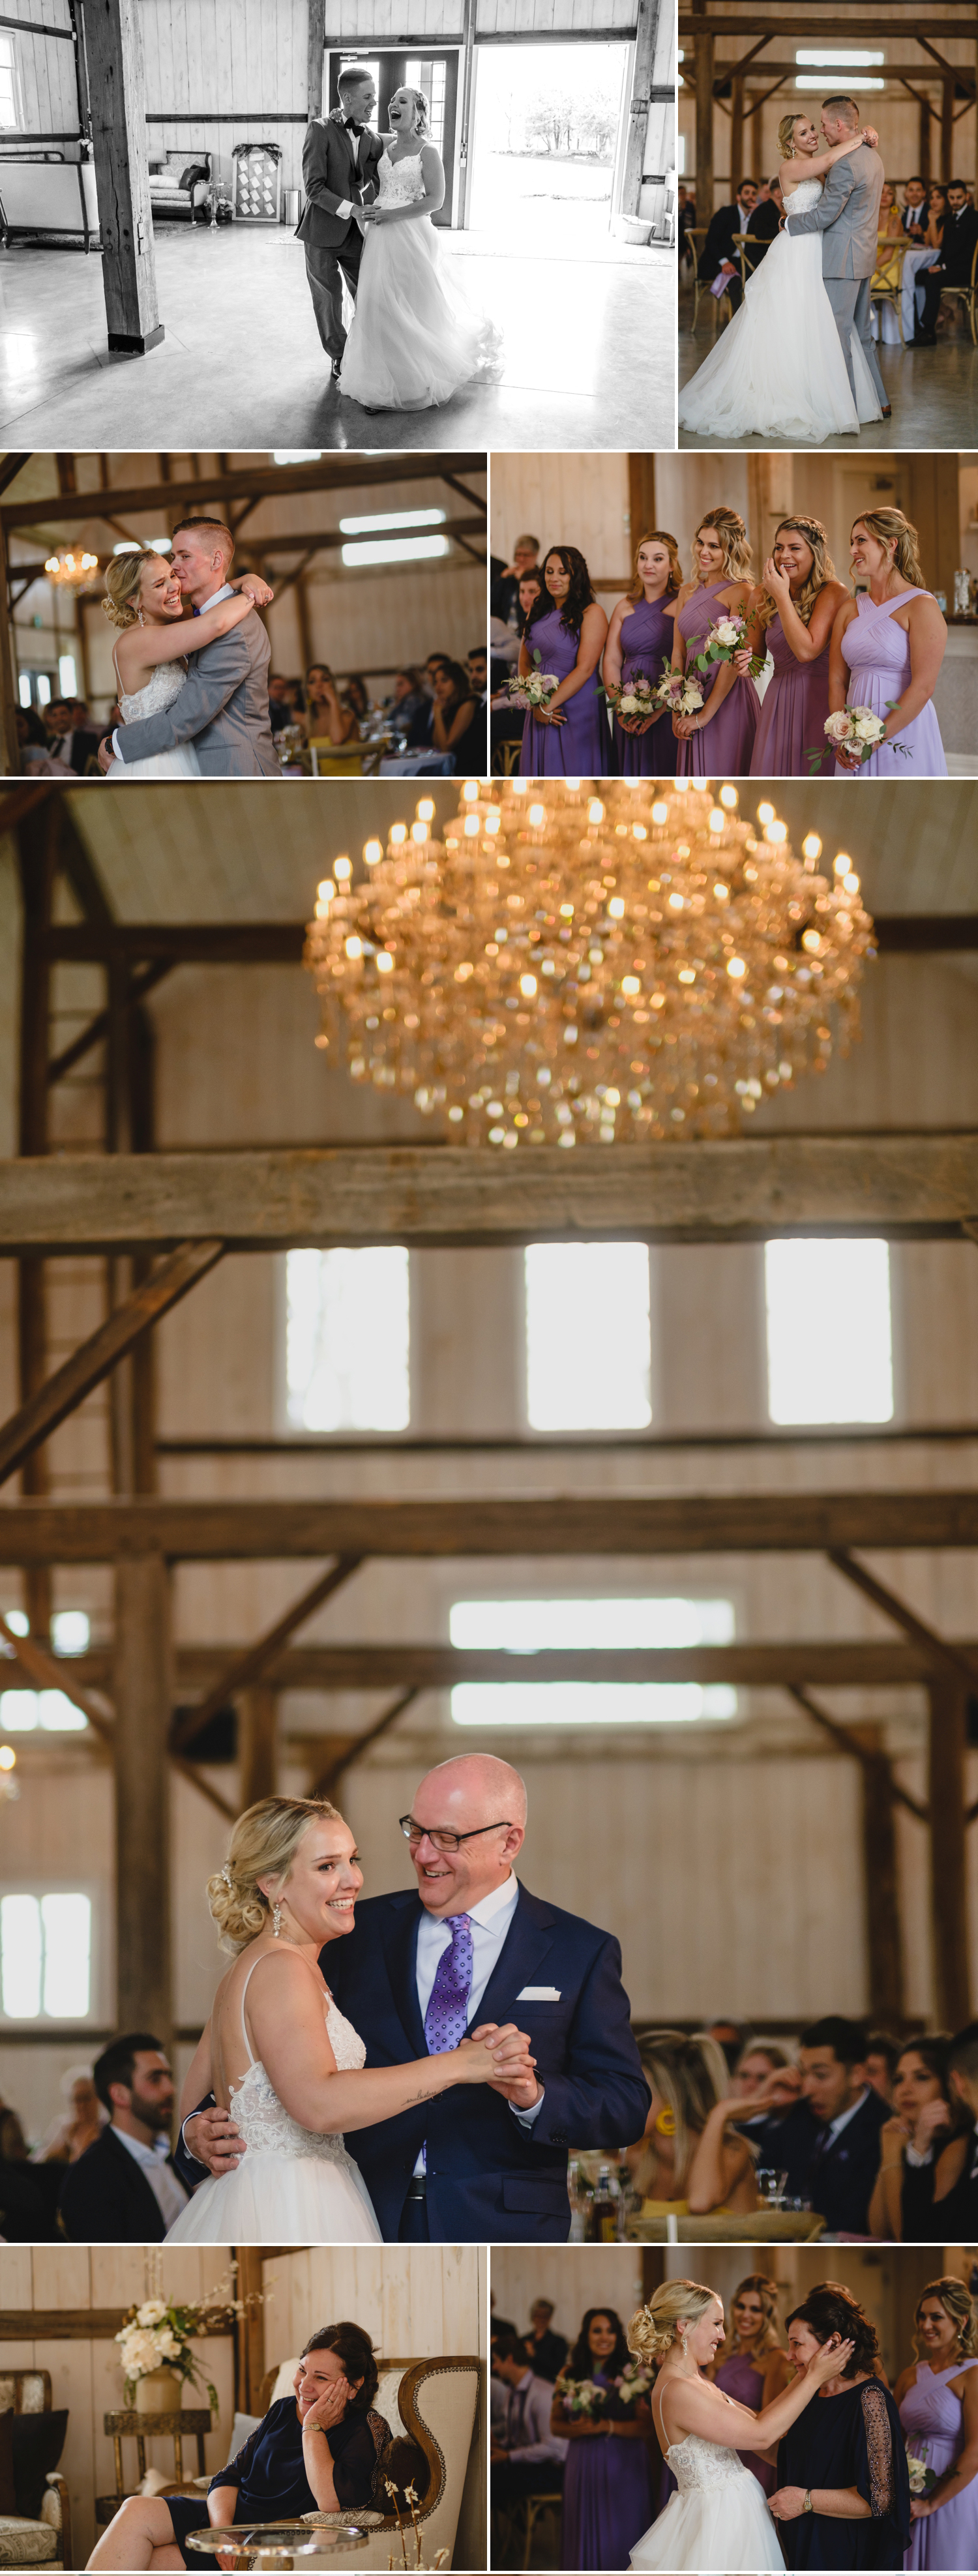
[339,85,502,410]
[101,550,265,780]
[627,2279,855,2572]
[678,113,883,444]
[166,1795,533,2245]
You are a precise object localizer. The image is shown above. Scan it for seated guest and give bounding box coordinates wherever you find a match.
[625,2027,759,2214]
[344,674,371,723]
[16,707,72,773]
[491,2330,568,2512]
[386,667,426,730]
[552,2307,652,2571]
[306,663,359,746]
[917,181,978,341]
[896,2275,978,2570]
[915,2019,978,2238]
[746,180,782,265]
[763,2016,890,2234]
[698,180,758,310]
[267,673,294,737]
[868,2036,961,2241]
[431,657,484,771]
[467,644,487,701]
[771,2283,911,2568]
[30,2064,106,2164]
[865,2032,899,2102]
[877,182,903,241]
[707,2017,747,2075]
[59,2030,188,2242]
[677,183,696,264]
[730,2040,803,2161]
[522,2298,568,2384]
[902,177,927,232]
[491,535,540,627]
[88,2323,394,2569]
[45,697,104,775]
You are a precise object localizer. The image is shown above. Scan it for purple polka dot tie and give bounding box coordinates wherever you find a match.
[424,1915,473,2053]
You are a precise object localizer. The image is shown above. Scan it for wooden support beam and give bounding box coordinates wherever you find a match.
[0,1240,225,1491]
[787,1685,928,1822]
[854,1723,906,2021]
[28,915,978,968]
[113,1554,172,2045]
[16,807,59,1637]
[927,1679,972,2027]
[312,1687,419,1799]
[623,0,659,218]
[0,1606,235,1819]
[827,1548,978,1696]
[15,1636,978,1694]
[307,0,325,117]
[4,1136,978,1255]
[730,72,744,189]
[171,1554,364,1754]
[2,1489,978,1563]
[941,73,955,181]
[694,14,715,218]
[49,964,173,1087]
[240,1685,278,1807]
[0,455,487,529]
[83,0,164,353]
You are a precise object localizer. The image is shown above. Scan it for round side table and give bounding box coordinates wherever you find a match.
[186,2521,370,2570]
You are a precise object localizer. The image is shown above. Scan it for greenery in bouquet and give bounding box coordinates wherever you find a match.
[599,674,656,726]
[906,2449,938,2500]
[503,647,560,713]
[559,2362,653,2421]
[116,2272,254,2412]
[808,702,910,772]
[653,661,704,718]
[694,612,765,683]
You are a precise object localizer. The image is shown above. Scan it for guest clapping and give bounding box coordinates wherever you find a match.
[829,510,947,775]
[518,546,607,776]
[552,2308,653,2571]
[739,514,848,775]
[604,530,680,777]
[896,2277,978,2569]
[626,2028,759,2215]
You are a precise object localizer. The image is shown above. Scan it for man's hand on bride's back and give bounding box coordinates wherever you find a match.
[183,2105,247,2174]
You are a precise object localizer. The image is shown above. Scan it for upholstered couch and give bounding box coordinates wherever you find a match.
[0,2371,71,2571]
[147,150,211,222]
[209,2354,482,2571]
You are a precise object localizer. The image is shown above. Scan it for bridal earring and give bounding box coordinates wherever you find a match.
[137,608,145,626]
[272,1900,282,1938]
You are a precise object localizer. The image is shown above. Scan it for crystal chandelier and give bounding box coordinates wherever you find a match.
[44,549,100,589]
[304,777,874,1144]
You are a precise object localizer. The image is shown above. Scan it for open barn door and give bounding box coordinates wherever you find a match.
[466,38,632,252]
[328,50,460,226]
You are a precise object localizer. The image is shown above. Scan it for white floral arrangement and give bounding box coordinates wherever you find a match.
[654,667,704,718]
[906,2448,938,2497]
[117,2295,222,2412]
[503,647,561,713]
[812,703,910,771]
[600,674,656,725]
[694,613,765,682]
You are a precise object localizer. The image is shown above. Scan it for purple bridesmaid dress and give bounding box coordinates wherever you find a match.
[901,2359,978,2569]
[837,590,947,776]
[675,581,759,778]
[714,2353,778,2495]
[520,604,608,777]
[610,595,678,777]
[559,2371,653,2571]
[750,614,832,776]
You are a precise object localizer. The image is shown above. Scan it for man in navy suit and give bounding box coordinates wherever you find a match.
[763,2016,889,2234]
[178,1754,649,2243]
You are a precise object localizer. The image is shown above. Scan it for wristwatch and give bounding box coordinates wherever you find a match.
[803,2491,814,2514]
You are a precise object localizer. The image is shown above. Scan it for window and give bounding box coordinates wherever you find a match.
[524,1242,651,1429]
[764,1239,894,1425]
[449,1595,737,1726]
[406,57,447,158]
[285,1247,410,1431]
[0,1689,87,1732]
[0,37,22,130]
[0,1891,91,2018]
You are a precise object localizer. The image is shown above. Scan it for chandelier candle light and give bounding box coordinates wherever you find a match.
[304,779,874,1144]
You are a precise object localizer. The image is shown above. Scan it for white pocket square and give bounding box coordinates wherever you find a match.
[517,1985,561,2000]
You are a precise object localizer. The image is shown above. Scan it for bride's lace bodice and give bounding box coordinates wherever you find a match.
[115,659,188,724]
[664,2433,754,2495]
[378,148,426,206]
[782,178,824,213]
[229,1989,366,2162]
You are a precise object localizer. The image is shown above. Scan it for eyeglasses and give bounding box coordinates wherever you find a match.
[398,1815,512,1854]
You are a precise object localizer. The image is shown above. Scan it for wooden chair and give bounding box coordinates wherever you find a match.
[0,2369,71,2571]
[870,231,906,343]
[96,2408,211,2536]
[518,2483,563,2569]
[687,229,733,331]
[934,234,978,343]
[250,2354,482,2569]
[307,737,373,778]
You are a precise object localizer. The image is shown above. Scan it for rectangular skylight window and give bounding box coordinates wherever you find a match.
[765,1239,894,1424]
[340,535,449,568]
[794,76,884,89]
[0,1689,87,1731]
[795,50,885,65]
[525,1242,651,1429]
[339,510,447,534]
[285,1247,410,1431]
[449,1596,737,1725]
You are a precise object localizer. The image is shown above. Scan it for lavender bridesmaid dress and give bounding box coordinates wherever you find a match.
[559,2369,653,2571]
[520,604,608,777]
[750,614,832,777]
[714,2353,778,2496]
[610,595,678,777]
[675,581,759,778]
[900,2358,978,2569]
[837,590,947,777]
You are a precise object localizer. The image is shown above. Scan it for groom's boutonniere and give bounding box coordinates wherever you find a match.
[696,612,765,681]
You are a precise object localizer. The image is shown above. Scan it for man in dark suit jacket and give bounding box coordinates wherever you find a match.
[177,1755,649,2243]
[698,181,758,310]
[296,66,384,377]
[901,179,927,234]
[917,183,978,341]
[771,2015,889,2234]
[745,181,783,269]
[60,2032,189,2243]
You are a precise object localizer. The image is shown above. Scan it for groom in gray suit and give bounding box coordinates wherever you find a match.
[103,516,279,777]
[784,94,889,419]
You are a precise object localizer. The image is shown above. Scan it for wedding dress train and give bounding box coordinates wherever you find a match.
[678,177,883,443]
[630,2429,785,2572]
[107,658,203,778]
[165,1961,383,2245]
[339,149,503,409]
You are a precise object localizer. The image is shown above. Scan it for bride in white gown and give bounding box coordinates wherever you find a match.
[340,85,502,409]
[627,2278,855,2571]
[679,115,883,443]
[101,550,265,780]
[166,1794,533,2246]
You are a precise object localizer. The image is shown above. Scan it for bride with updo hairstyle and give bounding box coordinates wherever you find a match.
[166,1794,534,2247]
[99,546,261,779]
[625,2277,857,2571]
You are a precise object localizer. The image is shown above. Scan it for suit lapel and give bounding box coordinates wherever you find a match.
[469,1886,558,2032]
[381,1895,426,2056]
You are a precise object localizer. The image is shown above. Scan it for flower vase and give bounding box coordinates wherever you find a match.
[134,2367,183,2415]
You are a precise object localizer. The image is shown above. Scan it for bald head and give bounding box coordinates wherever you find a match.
[408,1754,527,1914]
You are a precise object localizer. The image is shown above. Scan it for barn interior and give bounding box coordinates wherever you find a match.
[678,0,978,446]
[0,0,674,453]
[0,777,977,2170]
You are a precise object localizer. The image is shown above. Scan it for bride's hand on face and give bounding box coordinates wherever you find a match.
[805,2333,855,2386]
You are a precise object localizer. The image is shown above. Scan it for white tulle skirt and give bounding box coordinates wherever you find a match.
[107,745,202,778]
[340,218,503,409]
[164,2148,383,2247]
[630,2481,786,2572]
[679,228,882,442]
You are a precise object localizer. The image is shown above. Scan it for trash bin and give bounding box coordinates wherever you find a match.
[284,188,300,226]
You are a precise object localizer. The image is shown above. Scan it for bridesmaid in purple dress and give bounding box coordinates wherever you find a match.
[553,2308,653,2571]
[829,509,948,777]
[707,2274,794,2499]
[895,2276,978,2570]
[741,518,849,777]
[670,505,762,777]
[518,545,608,775]
[604,530,681,776]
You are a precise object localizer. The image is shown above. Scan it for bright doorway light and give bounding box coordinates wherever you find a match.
[765,1239,894,1423]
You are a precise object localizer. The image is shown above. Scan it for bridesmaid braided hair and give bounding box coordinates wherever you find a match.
[913,2278,978,2361]
[851,507,926,590]
[757,516,837,630]
[691,507,751,584]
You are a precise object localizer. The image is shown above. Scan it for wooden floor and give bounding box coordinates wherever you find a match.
[0,220,675,452]
[678,286,978,452]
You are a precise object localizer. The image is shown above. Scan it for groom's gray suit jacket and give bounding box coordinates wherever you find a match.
[784,143,883,278]
[113,614,279,777]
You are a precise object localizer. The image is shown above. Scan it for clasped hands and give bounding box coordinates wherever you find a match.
[465,2019,541,2108]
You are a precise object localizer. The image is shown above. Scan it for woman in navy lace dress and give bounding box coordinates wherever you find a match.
[772,2287,910,2569]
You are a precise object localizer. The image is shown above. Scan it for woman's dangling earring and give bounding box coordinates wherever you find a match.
[272,1900,282,1938]
[137,607,145,626]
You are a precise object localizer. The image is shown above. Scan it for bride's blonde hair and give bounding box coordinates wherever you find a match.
[398,85,430,136]
[628,2280,718,2367]
[207,1795,344,1953]
[778,113,808,160]
[101,549,165,630]
[757,516,837,630]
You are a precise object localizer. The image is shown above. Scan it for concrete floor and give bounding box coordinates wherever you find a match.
[678,289,978,449]
[0,222,675,452]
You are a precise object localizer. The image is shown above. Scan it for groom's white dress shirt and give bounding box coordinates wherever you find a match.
[413,1871,544,2175]
[111,584,233,759]
[334,119,366,224]
[817,2084,870,2148]
[114,2125,188,2230]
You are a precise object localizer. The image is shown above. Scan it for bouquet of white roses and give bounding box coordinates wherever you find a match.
[906,2447,938,2499]
[654,666,704,718]
[694,612,765,682]
[557,2375,605,2418]
[814,703,910,771]
[116,2295,222,2412]
[613,2360,655,2412]
[600,673,656,726]
[503,647,561,713]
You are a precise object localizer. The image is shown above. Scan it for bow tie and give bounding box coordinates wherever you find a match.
[344,117,365,134]
[191,604,200,616]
